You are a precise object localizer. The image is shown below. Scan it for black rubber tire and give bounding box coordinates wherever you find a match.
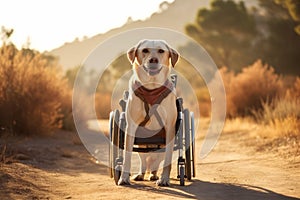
[111,110,120,181]
[190,112,196,178]
[179,166,185,186]
[109,111,114,178]
[184,109,192,180]
[118,113,126,150]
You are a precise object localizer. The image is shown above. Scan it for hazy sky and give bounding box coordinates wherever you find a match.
[0,0,174,52]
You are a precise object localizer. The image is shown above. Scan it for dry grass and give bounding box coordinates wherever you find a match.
[60,90,75,131]
[251,75,300,139]
[221,60,283,117]
[0,144,7,163]
[293,77,300,98]
[195,86,211,118]
[0,44,68,135]
[95,92,111,119]
[0,144,18,164]
[222,117,258,135]
[219,60,299,140]
[252,96,300,138]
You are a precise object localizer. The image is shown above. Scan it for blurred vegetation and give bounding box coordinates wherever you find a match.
[221,60,283,117]
[1,0,300,139]
[275,0,300,35]
[0,28,73,135]
[221,60,300,137]
[252,96,300,137]
[186,0,257,71]
[186,0,300,75]
[184,0,300,137]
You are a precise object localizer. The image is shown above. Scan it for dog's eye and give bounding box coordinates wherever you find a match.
[142,49,149,53]
[158,49,165,53]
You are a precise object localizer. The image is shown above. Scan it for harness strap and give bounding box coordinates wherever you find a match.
[133,80,174,127]
[139,102,150,127]
[149,104,165,128]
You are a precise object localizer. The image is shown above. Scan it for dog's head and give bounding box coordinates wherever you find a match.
[127,40,179,77]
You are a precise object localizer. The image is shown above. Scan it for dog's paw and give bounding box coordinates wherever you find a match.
[133,173,145,181]
[118,177,131,186]
[149,174,159,181]
[156,178,170,186]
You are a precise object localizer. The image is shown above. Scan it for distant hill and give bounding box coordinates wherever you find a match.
[49,0,209,70]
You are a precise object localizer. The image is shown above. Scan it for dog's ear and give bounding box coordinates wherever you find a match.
[127,46,136,64]
[127,40,147,64]
[169,47,179,67]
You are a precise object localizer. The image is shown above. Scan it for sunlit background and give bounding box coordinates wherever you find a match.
[0,0,174,51]
[0,0,299,139]
[0,0,300,198]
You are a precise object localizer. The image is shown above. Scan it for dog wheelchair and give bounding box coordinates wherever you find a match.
[108,74,196,186]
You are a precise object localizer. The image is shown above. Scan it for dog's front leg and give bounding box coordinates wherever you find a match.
[156,126,175,186]
[118,119,136,185]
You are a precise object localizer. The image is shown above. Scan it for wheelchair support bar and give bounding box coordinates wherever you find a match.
[176,98,183,112]
[119,100,126,112]
[176,97,184,166]
[171,74,178,88]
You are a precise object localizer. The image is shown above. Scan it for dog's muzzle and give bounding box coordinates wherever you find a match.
[143,63,162,76]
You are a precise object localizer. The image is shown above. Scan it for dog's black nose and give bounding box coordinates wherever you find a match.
[149,57,159,64]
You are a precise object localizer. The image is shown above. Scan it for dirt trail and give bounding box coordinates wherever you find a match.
[0,123,299,200]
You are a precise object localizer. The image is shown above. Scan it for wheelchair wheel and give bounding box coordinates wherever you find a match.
[179,166,185,186]
[114,165,122,185]
[183,109,192,180]
[118,112,126,150]
[190,112,196,178]
[109,111,114,177]
[109,110,120,179]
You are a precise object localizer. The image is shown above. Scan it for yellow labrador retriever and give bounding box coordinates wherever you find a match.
[118,39,179,186]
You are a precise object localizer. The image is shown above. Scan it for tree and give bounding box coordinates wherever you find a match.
[275,0,300,35]
[256,0,300,74]
[186,0,300,75]
[1,26,14,44]
[186,0,257,71]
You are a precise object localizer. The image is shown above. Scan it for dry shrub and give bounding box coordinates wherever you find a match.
[219,67,235,117]
[293,77,300,98]
[222,60,283,117]
[251,75,300,138]
[252,97,300,137]
[95,92,111,119]
[60,90,75,131]
[0,44,67,135]
[222,117,257,135]
[193,85,211,117]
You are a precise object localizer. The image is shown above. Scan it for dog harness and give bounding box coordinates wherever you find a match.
[133,80,174,145]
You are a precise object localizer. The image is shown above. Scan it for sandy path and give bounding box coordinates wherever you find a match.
[0,123,299,200]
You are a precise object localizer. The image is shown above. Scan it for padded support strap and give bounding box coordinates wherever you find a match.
[139,103,150,127]
[133,80,174,127]
[149,104,164,128]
